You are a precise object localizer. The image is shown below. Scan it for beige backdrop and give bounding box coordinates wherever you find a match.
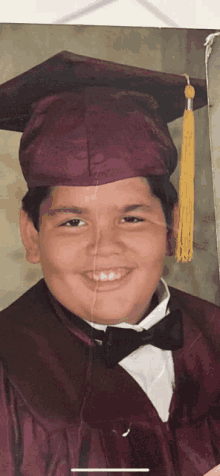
[0,24,219,309]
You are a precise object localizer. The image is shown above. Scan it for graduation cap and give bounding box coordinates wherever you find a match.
[0,50,207,262]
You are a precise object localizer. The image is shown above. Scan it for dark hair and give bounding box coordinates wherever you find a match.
[21,176,178,231]
[22,186,52,231]
[147,175,178,228]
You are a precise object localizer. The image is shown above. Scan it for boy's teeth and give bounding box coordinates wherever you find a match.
[86,269,128,281]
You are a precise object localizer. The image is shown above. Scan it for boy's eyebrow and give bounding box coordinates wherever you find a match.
[120,204,150,213]
[47,204,151,216]
[47,206,89,216]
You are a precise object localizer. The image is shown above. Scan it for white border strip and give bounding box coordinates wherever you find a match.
[71,470,150,472]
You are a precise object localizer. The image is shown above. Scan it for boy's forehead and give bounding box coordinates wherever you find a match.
[42,177,153,210]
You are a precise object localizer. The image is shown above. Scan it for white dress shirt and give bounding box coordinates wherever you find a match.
[87,278,175,422]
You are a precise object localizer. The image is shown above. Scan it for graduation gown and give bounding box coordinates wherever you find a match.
[0,279,220,476]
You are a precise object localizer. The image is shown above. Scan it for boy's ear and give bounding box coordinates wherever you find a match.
[20,209,41,264]
[166,203,179,257]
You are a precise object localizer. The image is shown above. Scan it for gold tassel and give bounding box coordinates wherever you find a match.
[175,76,195,263]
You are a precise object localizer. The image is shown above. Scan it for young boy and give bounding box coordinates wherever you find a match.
[0,51,219,476]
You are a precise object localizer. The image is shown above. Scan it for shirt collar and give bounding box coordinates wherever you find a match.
[87,278,170,332]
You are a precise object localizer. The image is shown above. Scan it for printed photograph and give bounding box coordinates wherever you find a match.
[0,24,220,475]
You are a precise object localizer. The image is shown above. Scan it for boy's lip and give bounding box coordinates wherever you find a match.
[83,265,134,272]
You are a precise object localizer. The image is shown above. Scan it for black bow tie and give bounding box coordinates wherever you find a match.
[59,299,183,368]
[98,309,183,367]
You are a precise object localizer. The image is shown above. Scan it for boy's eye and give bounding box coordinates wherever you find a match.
[122,216,145,223]
[60,218,86,227]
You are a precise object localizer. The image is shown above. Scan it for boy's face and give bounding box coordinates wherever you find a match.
[21,177,168,324]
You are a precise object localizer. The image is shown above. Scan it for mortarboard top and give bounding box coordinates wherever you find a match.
[0,50,207,133]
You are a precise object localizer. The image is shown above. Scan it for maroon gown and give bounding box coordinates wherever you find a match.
[0,278,220,476]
